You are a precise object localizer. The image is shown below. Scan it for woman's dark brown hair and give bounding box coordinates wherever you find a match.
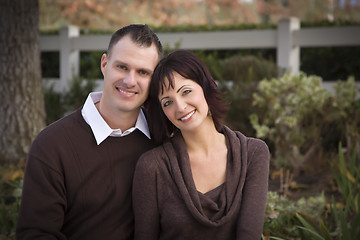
[146,49,229,145]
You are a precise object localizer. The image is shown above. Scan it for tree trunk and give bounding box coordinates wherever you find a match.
[0,0,46,163]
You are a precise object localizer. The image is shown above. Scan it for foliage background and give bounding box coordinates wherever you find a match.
[1,0,360,239]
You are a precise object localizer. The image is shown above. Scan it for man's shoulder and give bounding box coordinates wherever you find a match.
[36,109,85,141]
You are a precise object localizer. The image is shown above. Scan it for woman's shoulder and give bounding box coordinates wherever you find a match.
[246,136,268,150]
[224,125,269,155]
[136,141,172,171]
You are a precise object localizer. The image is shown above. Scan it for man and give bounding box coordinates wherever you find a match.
[16,24,163,239]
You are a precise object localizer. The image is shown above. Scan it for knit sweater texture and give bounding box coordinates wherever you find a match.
[133,126,270,240]
[16,108,155,240]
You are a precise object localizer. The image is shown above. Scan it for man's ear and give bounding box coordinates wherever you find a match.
[100,53,108,75]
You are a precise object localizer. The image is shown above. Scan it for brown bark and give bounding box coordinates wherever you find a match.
[0,0,46,163]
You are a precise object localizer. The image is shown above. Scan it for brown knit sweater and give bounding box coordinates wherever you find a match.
[16,108,155,240]
[132,126,270,240]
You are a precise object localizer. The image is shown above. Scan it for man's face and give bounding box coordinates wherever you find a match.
[100,35,159,116]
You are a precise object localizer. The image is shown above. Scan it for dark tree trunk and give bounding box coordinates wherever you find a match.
[0,0,46,163]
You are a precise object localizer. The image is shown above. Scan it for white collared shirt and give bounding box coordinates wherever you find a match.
[81,91,151,145]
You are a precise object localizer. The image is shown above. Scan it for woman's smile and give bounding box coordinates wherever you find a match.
[180,110,196,122]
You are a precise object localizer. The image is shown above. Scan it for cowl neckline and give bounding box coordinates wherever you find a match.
[161,126,248,227]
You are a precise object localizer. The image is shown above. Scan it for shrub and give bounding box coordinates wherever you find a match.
[263,191,327,239]
[250,73,360,174]
[44,76,98,124]
[218,54,277,136]
[0,163,24,239]
[80,51,103,79]
[250,72,332,173]
[330,78,360,160]
[221,54,277,83]
[295,144,360,240]
[43,82,66,124]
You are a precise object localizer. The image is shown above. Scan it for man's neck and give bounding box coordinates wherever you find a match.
[95,101,140,131]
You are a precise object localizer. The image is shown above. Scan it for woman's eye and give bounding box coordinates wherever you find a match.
[183,89,191,95]
[163,100,172,108]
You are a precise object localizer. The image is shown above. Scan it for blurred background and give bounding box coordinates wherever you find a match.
[1,0,360,239]
[39,0,360,30]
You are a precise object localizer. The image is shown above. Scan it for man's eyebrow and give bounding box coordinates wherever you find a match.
[139,67,153,73]
[112,60,152,72]
[113,60,127,66]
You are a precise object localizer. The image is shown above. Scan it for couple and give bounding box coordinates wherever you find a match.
[16,24,269,240]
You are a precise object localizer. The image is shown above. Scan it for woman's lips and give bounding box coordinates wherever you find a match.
[180,110,195,121]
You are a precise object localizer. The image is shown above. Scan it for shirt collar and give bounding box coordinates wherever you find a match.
[81,92,151,145]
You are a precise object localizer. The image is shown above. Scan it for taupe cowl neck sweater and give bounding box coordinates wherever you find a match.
[133,126,270,240]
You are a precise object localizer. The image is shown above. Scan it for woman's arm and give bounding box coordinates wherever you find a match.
[236,138,270,240]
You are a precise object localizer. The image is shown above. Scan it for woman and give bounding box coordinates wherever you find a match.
[133,49,270,240]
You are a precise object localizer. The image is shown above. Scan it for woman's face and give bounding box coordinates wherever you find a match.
[158,72,209,133]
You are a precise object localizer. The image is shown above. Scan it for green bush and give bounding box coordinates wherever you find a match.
[263,191,327,239]
[221,54,277,83]
[43,83,66,124]
[250,73,360,174]
[330,78,360,159]
[295,144,360,240]
[216,54,277,136]
[332,144,360,216]
[44,76,98,124]
[0,164,23,239]
[80,51,103,79]
[250,72,332,172]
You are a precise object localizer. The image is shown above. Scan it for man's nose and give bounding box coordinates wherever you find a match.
[123,71,136,87]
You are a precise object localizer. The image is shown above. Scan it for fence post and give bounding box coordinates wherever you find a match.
[59,25,79,90]
[277,17,300,76]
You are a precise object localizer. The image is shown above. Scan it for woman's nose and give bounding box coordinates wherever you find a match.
[175,99,187,112]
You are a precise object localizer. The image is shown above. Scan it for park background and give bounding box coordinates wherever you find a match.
[1,0,360,239]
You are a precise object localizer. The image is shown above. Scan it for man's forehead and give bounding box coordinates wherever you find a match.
[110,40,159,67]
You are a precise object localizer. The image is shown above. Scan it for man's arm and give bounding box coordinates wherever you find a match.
[16,139,67,240]
[132,151,160,240]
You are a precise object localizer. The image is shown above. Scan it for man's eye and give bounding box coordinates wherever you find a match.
[117,65,127,70]
[139,70,149,76]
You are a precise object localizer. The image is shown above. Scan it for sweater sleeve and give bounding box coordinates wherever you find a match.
[132,150,160,240]
[16,139,68,240]
[236,138,270,240]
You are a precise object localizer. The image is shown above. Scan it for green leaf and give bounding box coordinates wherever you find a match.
[297,226,325,240]
[296,213,325,240]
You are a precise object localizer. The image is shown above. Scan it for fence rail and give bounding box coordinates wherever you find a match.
[40,18,360,92]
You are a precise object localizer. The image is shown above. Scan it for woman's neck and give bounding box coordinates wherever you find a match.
[182,118,225,156]
[182,118,228,194]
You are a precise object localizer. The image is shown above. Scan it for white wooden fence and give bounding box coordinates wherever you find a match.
[40,18,360,92]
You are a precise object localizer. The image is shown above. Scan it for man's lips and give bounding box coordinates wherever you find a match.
[116,86,137,96]
[179,110,195,121]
